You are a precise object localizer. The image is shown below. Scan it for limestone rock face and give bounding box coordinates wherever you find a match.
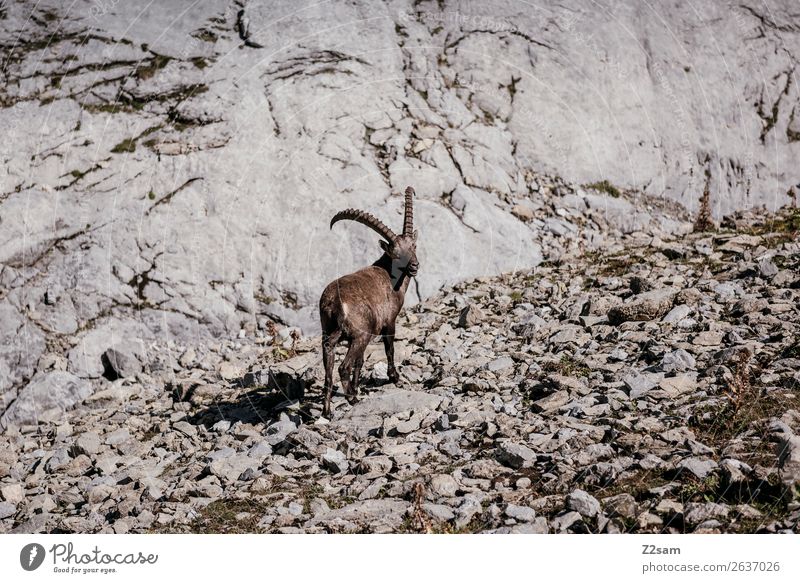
[0,1,798,419]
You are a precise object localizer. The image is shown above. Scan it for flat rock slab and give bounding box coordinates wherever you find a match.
[655,373,698,398]
[0,372,92,429]
[305,499,409,532]
[532,390,570,413]
[332,389,445,436]
[608,289,677,325]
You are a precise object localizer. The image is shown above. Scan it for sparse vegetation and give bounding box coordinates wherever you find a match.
[584,179,622,198]
[543,354,591,378]
[111,138,136,153]
[184,498,271,533]
[135,53,171,80]
[693,165,715,232]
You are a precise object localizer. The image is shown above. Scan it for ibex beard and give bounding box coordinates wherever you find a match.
[319,186,419,418]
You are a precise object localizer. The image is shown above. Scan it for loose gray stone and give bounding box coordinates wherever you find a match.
[45,448,70,473]
[505,504,536,522]
[102,343,144,379]
[661,349,696,373]
[552,510,583,531]
[104,429,131,446]
[602,493,637,520]
[677,458,718,479]
[624,372,662,399]
[486,356,514,373]
[428,474,459,498]
[720,458,752,483]
[322,448,349,474]
[454,495,483,529]
[458,304,485,328]
[758,257,778,278]
[173,421,197,438]
[683,502,729,527]
[357,455,393,479]
[422,503,455,522]
[333,390,444,437]
[776,434,800,490]
[531,390,570,413]
[0,501,17,519]
[73,432,102,456]
[1,484,24,504]
[496,441,537,469]
[548,325,590,345]
[658,373,697,397]
[567,489,601,518]
[662,304,692,323]
[209,455,260,483]
[608,289,676,325]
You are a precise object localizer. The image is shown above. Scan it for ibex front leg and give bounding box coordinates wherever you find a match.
[382,325,399,384]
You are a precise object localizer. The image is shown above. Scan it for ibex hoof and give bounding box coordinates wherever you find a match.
[346,395,359,405]
[388,369,400,384]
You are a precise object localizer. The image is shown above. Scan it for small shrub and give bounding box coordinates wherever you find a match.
[584,180,621,198]
[693,166,714,232]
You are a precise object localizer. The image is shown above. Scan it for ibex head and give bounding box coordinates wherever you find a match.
[331,186,419,278]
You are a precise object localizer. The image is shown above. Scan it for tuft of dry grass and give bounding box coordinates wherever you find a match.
[543,354,591,378]
[725,350,753,413]
[411,482,433,533]
[152,498,273,533]
[693,166,715,232]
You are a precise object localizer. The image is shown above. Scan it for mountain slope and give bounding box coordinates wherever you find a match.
[1,208,797,534]
[2,0,799,416]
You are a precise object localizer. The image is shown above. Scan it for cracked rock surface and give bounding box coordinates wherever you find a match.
[1,1,799,531]
[0,207,797,533]
[3,1,797,419]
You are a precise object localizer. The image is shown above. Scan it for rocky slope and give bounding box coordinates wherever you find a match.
[1,0,799,418]
[1,207,798,534]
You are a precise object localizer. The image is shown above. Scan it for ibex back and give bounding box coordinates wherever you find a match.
[319,187,419,417]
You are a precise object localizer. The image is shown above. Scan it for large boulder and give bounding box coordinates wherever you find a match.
[0,304,46,418]
[0,371,93,430]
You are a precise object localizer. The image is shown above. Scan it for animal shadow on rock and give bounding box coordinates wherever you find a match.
[186,369,312,427]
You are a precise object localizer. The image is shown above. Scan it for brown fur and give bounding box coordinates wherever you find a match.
[320,188,418,417]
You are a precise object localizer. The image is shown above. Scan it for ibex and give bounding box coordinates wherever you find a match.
[319,187,419,417]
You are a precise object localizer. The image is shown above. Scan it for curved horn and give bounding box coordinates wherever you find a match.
[403,186,414,235]
[330,208,397,242]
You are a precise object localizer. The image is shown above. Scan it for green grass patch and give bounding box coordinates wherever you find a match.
[111,138,136,153]
[584,179,622,198]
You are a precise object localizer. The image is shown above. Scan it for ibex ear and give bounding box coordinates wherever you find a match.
[379,240,391,253]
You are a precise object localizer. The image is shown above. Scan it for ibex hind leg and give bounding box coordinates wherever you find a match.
[352,353,364,396]
[322,330,342,418]
[382,326,399,384]
[339,334,370,405]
